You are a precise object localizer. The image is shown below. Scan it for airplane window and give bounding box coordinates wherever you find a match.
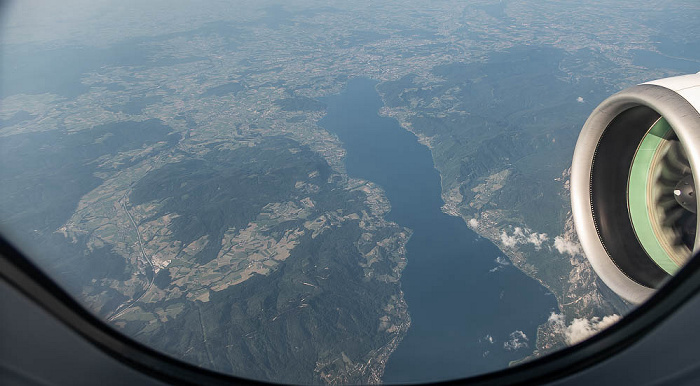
[1,0,699,384]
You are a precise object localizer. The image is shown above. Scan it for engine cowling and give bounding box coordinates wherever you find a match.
[571,73,700,304]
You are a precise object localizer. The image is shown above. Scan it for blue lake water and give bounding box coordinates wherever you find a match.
[319,77,558,383]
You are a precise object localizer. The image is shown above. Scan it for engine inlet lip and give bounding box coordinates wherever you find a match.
[571,83,700,304]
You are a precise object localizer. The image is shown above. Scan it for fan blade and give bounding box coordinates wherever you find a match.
[663,205,686,227]
[657,170,685,188]
[657,195,679,209]
[664,141,691,174]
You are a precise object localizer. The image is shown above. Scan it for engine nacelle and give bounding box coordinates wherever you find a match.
[572,73,700,304]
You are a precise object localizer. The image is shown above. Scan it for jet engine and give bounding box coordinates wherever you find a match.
[572,73,700,304]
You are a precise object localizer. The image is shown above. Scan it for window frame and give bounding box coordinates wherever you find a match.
[3,234,700,385]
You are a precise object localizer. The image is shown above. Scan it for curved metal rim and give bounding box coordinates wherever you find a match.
[571,84,700,304]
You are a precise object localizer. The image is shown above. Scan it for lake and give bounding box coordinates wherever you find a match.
[319,77,558,383]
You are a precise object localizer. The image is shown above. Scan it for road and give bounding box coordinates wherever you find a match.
[108,190,155,321]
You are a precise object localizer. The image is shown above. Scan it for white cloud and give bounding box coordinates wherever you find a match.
[565,315,621,345]
[495,256,510,266]
[503,330,529,351]
[528,232,549,249]
[553,236,582,256]
[577,96,585,103]
[547,312,621,345]
[468,218,479,228]
[548,311,565,327]
[514,227,525,238]
[500,231,518,248]
[500,227,549,250]
[484,334,494,344]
